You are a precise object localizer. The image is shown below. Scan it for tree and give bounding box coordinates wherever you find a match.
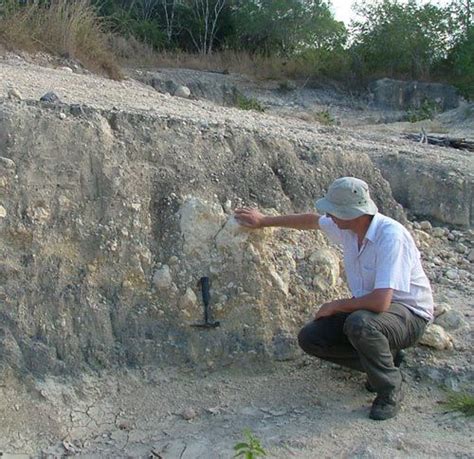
[447,0,472,36]
[443,0,473,98]
[92,0,166,48]
[350,0,451,79]
[160,0,181,45]
[230,0,346,57]
[180,0,229,54]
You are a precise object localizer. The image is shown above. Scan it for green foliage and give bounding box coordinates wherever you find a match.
[126,18,166,49]
[350,0,451,80]
[235,93,265,112]
[233,429,267,458]
[407,98,441,122]
[348,0,473,98]
[441,391,474,416]
[92,0,166,49]
[229,0,347,57]
[445,26,474,99]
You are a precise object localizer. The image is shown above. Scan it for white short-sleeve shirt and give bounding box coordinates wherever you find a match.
[319,213,434,321]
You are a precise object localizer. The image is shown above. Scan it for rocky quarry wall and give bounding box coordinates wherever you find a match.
[368,78,460,111]
[0,99,407,378]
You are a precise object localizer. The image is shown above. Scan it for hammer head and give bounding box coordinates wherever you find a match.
[191,321,220,329]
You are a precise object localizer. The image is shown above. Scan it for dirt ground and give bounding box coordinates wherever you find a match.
[0,53,473,458]
[1,316,472,459]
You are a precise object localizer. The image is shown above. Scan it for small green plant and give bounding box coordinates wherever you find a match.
[441,391,474,416]
[407,98,441,122]
[234,429,267,458]
[235,94,265,112]
[313,109,335,125]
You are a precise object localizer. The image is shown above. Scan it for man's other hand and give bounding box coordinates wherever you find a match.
[315,300,343,320]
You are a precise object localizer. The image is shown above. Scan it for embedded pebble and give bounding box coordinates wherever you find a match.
[153,265,172,289]
[445,269,459,281]
[432,227,446,238]
[0,157,16,169]
[8,87,22,100]
[420,221,432,231]
[434,302,451,317]
[40,91,60,103]
[181,407,197,420]
[58,66,73,73]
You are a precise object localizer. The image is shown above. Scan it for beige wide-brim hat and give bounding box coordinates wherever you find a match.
[315,177,378,220]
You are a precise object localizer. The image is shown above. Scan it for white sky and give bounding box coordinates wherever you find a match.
[330,0,453,25]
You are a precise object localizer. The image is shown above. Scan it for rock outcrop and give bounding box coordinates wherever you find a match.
[0,98,402,376]
[369,78,460,111]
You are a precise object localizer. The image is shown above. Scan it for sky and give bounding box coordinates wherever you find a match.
[330,0,453,25]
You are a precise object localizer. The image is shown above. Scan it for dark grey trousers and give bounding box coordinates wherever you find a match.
[297,303,427,395]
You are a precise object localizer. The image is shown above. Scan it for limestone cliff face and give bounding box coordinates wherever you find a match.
[0,99,403,376]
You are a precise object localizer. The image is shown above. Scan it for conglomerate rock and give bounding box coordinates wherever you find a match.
[0,98,402,376]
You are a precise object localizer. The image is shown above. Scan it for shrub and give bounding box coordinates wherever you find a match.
[235,93,265,112]
[407,98,441,122]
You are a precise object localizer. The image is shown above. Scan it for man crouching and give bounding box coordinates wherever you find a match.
[235,177,433,421]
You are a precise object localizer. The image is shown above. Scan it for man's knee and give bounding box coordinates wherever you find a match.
[298,322,323,356]
[343,310,374,341]
[297,323,313,352]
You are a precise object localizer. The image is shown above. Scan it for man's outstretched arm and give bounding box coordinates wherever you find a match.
[234,207,321,230]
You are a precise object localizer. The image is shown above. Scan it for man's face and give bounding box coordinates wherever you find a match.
[326,213,354,230]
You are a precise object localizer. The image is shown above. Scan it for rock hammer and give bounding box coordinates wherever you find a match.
[191,276,220,329]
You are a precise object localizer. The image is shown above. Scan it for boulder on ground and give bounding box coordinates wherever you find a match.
[419,324,454,350]
[174,85,191,98]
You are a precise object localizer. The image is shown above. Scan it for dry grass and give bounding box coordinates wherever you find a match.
[0,0,122,79]
[113,42,323,82]
[108,34,160,68]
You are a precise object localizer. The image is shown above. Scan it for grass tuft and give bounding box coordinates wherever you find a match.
[313,109,335,125]
[441,391,474,416]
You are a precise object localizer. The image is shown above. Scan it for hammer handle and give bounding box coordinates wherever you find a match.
[200,276,210,322]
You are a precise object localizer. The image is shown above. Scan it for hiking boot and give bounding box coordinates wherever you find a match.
[365,350,405,392]
[369,387,404,421]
